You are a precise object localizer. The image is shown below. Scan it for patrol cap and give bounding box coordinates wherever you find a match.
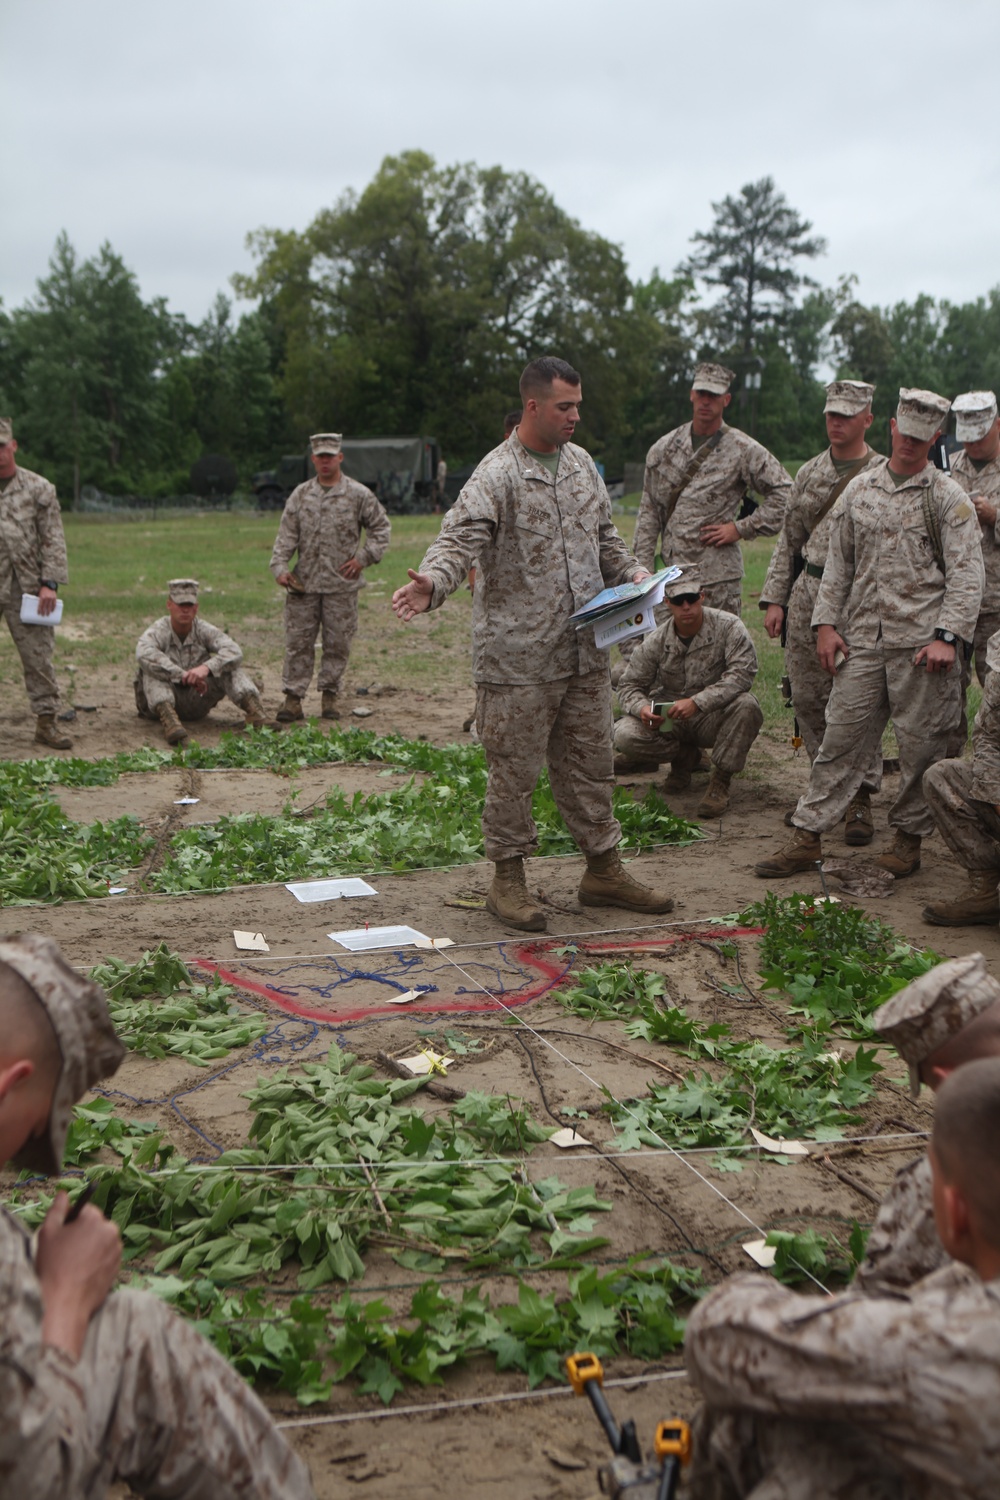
[872,953,1000,1097]
[824,380,875,416]
[0,934,125,1175]
[953,391,998,444]
[665,572,704,600]
[895,388,951,441]
[0,418,12,444]
[692,363,736,395]
[310,433,343,456]
[167,578,199,604]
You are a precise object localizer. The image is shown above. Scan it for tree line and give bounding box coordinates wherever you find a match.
[2,150,999,504]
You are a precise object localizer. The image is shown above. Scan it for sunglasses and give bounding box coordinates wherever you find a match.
[669,593,702,606]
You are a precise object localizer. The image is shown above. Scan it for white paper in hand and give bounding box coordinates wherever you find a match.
[20,594,64,626]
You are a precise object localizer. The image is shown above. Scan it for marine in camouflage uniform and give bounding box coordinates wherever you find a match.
[270,432,391,720]
[0,934,314,1500]
[945,392,1000,756]
[134,578,263,742]
[760,381,882,841]
[632,362,791,620]
[756,389,985,882]
[392,356,672,932]
[614,576,761,818]
[0,418,72,749]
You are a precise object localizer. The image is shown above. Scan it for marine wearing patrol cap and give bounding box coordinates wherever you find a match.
[824,380,875,416]
[895,388,951,441]
[873,953,1000,1097]
[665,570,704,599]
[0,417,12,443]
[310,433,343,456]
[691,363,736,395]
[0,934,125,1174]
[953,391,998,444]
[167,578,199,604]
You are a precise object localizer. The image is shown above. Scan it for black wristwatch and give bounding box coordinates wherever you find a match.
[40,580,58,592]
[935,629,958,645]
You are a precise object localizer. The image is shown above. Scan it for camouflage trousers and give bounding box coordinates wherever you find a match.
[615,580,742,674]
[476,672,621,861]
[134,666,258,721]
[793,645,959,839]
[923,756,1000,872]
[684,1406,904,1499]
[613,693,762,774]
[949,609,1000,757]
[282,590,358,697]
[784,575,881,792]
[47,1288,312,1499]
[0,595,60,716]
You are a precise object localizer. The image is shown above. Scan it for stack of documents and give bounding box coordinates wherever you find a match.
[571,567,682,648]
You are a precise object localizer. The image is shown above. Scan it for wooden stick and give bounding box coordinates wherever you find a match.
[375,1050,466,1102]
[357,1157,391,1229]
[816,1154,883,1206]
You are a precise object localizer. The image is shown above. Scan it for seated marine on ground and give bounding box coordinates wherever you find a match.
[613,572,762,819]
[0,934,314,1499]
[134,577,267,744]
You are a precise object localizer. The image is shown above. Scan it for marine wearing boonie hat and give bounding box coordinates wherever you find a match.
[0,934,125,1174]
[310,433,343,455]
[895,388,951,441]
[691,363,736,395]
[824,380,875,416]
[167,578,199,604]
[872,953,1000,1097]
[665,571,704,600]
[953,391,998,444]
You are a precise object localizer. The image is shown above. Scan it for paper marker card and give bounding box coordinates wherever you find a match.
[286,877,377,903]
[413,936,454,950]
[385,990,422,1005]
[742,1238,777,1268]
[549,1128,592,1149]
[329,925,428,952]
[174,796,200,806]
[234,930,269,952]
[750,1127,809,1157]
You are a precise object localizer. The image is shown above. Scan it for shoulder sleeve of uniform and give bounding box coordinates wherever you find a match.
[938,474,979,527]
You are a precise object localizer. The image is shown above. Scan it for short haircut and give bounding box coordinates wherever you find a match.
[0,959,63,1086]
[924,999,1000,1079]
[519,358,581,402]
[933,1056,1000,1247]
[503,409,523,438]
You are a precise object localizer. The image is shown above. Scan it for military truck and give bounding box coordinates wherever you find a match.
[252,436,441,513]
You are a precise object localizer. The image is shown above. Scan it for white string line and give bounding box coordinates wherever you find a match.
[275,1366,689,1430]
[429,948,834,1296]
[105,1133,926,1178]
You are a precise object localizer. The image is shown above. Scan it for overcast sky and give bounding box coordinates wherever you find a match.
[4,0,998,328]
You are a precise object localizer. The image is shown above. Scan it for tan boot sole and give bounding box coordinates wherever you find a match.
[923,903,1000,926]
[578,883,674,914]
[484,893,547,932]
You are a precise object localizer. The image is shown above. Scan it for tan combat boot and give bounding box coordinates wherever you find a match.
[754,826,822,879]
[662,743,701,793]
[875,830,921,878]
[613,753,645,775]
[276,693,304,722]
[34,714,72,751]
[923,871,1000,926]
[485,857,547,932]
[697,767,732,819]
[321,691,340,720]
[240,691,267,729]
[578,848,674,913]
[844,788,874,846]
[156,702,187,745]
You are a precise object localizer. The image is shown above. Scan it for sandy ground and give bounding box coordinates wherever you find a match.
[4,669,996,1499]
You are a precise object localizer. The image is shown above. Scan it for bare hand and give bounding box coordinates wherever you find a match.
[276,571,293,588]
[973,496,998,528]
[914,640,956,674]
[36,1192,122,1359]
[37,586,58,617]
[816,624,848,676]
[668,698,698,721]
[764,604,785,640]
[700,522,740,548]
[467,566,477,595]
[639,705,664,727]
[339,558,363,581]
[632,569,651,584]
[392,570,434,622]
[181,664,211,695]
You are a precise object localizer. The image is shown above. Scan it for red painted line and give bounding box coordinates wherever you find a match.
[189,927,764,1025]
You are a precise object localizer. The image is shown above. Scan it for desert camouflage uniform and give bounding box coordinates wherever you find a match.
[924,628,1000,870]
[0,1209,313,1500]
[761,445,882,791]
[793,461,984,837]
[950,447,1000,684]
[614,607,762,773]
[0,466,69,716]
[418,434,638,860]
[269,474,390,699]
[632,424,792,619]
[853,1154,947,1294]
[684,1263,1000,1498]
[134,616,258,721]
